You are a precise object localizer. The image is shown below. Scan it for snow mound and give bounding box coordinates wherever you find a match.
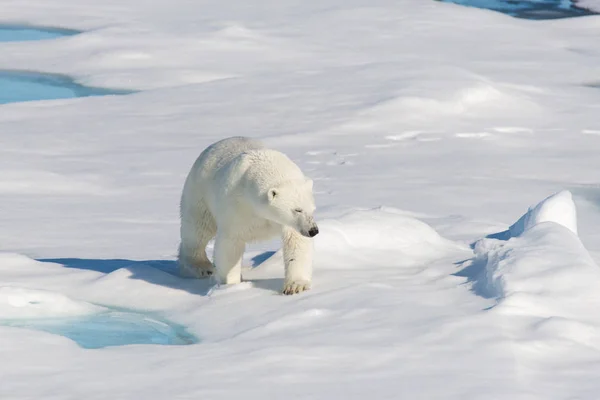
[331,79,540,135]
[0,252,41,268]
[466,191,600,321]
[508,190,577,237]
[311,207,465,269]
[0,287,106,319]
[318,207,457,249]
[472,223,600,312]
[0,253,71,277]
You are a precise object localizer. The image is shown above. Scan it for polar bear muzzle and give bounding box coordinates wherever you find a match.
[300,220,319,238]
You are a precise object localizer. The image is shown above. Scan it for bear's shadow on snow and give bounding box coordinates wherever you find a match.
[250,251,276,267]
[247,251,289,293]
[39,258,214,296]
[39,251,281,296]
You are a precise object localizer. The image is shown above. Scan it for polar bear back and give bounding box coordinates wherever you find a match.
[190,136,264,184]
[182,137,306,211]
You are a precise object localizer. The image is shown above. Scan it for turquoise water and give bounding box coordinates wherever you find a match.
[0,72,132,104]
[2,309,198,349]
[439,0,597,19]
[0,25,78,42]
[0,26,132,104]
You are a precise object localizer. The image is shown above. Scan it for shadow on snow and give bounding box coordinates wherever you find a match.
[39,251,281,296]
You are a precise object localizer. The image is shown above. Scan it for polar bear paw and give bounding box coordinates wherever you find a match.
[282,280,311,295]
[195,268,214,278]
[179,261,215,279]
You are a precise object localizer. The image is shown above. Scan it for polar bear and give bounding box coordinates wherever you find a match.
[178,136,319,295]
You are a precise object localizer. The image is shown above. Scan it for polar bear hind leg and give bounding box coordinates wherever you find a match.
[178,197,217,278]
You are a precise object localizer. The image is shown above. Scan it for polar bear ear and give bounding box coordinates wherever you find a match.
[268,188,278,202]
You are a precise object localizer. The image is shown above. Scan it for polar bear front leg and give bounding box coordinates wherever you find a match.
[213,234,245,285]
[282,227,313,295]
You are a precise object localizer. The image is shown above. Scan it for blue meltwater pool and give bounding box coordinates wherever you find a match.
[0,24,79,42]
[1,309,198,349]
[0,25,132,104]
[0,72,132,105]
[438,0,597,19]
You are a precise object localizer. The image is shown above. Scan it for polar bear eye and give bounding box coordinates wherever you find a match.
[293,208,303,213]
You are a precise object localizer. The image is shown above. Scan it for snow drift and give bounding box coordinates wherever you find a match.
[466,190,600,321]
[257,207,466,272]
[506,190,578,237]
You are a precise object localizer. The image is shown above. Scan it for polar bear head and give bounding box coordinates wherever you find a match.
[264,178,319,237]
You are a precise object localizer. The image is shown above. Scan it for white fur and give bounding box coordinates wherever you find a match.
[178,137,318,295]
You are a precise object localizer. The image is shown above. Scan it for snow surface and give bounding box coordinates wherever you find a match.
[508,190,578,236]
[460,191,600,397]
[579,0,600,12]
[0,284,105,318]
[2,0,600,398]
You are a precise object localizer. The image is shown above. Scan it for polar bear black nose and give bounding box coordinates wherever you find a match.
[308,227,319,237]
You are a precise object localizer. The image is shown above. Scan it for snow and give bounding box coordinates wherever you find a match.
[472,222,600,314]
[468,190,591,302]
[508,189,578,237]
[459,192,600,398]
[578,0,600,12]
[0,285,105,318]
[313,207,467,267]
[2,0,600,398]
